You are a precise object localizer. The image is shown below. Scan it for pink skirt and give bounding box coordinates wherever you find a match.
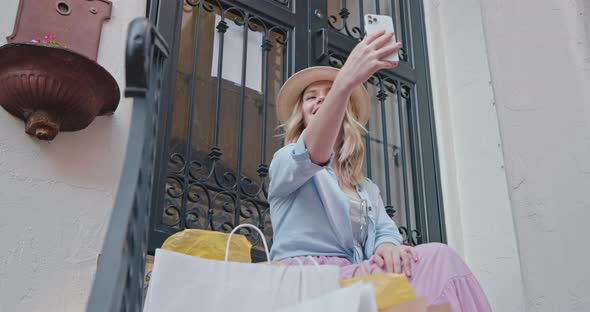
[283,243,491,312]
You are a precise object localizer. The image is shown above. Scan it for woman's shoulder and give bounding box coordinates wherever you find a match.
[270,132,309,165]
[271,142,296,161]
[268,142,299,173]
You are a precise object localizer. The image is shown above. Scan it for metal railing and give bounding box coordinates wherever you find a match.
[86,17,169,312]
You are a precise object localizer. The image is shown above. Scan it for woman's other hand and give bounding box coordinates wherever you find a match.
[374,243,418,277]
[334,30,402,91]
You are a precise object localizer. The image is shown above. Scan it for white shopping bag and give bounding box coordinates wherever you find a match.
[277,282,378,312]
[143,224,341,312]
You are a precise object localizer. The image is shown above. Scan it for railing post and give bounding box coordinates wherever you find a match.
[86,17,169,312]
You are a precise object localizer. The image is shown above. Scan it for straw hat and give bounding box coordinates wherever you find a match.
[276,66,370,125]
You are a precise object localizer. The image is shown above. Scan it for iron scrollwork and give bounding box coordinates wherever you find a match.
[161,0,288,256]
[186,0,290,10]
[327,6,363,40]
[163,0,428,254]
[325,0,409,62]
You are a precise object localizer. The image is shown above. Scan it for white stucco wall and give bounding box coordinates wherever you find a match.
[0,0,145,311]
[480,0,590,311]
[424,1,527,311]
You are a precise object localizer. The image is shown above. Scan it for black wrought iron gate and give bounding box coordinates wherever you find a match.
[150,0,445,262]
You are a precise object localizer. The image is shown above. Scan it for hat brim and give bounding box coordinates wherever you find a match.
[276,66,370,125]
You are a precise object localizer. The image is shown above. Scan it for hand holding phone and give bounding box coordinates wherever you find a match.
[364,14,400,63]
[332,21,401,92]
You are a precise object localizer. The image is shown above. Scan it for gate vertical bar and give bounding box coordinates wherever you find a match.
[148,0,182,252]
[396,80,413,244]
[377,79,392,205]
[404,84,425,243]
[179,2,205,229]
[234,11,250,228]
[398,0,410,62]
[364,118,373,180]
[260,34,271,166]
[213,11,228,147]
[389,0,398,29]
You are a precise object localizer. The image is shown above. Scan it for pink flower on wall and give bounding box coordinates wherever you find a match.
[31,33,62,47]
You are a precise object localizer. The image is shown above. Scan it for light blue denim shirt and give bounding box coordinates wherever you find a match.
[268,130,403,263]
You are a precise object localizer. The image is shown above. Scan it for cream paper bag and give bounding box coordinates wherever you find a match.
[143,224,341,312]
[277,282,378,312]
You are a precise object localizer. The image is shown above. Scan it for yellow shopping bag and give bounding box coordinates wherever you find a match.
[340,266,417,310]
[380,297,451,312]
[161,229,252,263]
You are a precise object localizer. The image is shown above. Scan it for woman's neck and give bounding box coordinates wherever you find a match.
[332,161,354,188]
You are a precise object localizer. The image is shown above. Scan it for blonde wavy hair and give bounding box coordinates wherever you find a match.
[281,94,367,187]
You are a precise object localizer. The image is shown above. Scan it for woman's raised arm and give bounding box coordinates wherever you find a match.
[304,30,401,165]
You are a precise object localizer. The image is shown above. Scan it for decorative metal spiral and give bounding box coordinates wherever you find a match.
[399,48,408,62]
[188,159,210,182]
[326,50,346,68]
[269,26,288,45]
[382,76,398,94]
[166,176,184,199]
[224,7,246,27]
[327,8,363,40]
[399,226,421,246]
[400,83,411,100]
[385,205,396,218]
[163,204,181,227]
[168,153,186,174]
[184,0,218,14]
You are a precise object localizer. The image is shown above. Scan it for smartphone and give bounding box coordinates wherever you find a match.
[364,14,400,63]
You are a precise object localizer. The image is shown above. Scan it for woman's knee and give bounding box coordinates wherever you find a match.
[416,243,460,261]
[416,242,472,275]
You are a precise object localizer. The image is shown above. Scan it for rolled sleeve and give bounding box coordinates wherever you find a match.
[369,182,403,247]
[268,130,334,198]
[375,214,403,247]
[291,129,334,166]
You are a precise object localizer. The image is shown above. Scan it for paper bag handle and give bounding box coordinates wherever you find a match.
[225,224,271,262]
[290,256,320,268]
[287,256,321,269]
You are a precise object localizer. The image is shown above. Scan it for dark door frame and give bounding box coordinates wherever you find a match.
[147,0,445,256]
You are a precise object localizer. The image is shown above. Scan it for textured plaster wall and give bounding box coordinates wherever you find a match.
[479,0,590,310]
[423,1,526,311]
[0,0,145,311]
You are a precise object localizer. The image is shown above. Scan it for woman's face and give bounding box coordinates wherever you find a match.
[301,80,333,127]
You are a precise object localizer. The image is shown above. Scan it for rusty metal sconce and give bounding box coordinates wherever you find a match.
[0,0,119,140]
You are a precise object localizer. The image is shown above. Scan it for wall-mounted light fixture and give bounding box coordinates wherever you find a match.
[0,0,119,140]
